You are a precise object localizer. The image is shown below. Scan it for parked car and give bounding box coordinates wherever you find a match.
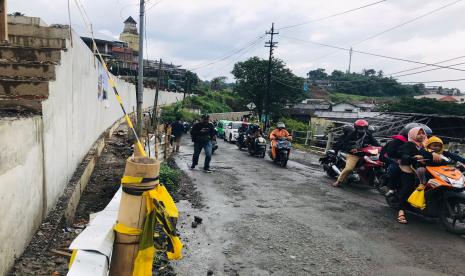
[216,120,231,139]
[224,121,247,143]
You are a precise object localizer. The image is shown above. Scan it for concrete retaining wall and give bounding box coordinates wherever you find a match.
[0,29,182,275]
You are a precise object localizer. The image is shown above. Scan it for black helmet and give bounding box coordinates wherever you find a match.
[342,124,355,135]
[400,123,432,137]
[201,114,210,120]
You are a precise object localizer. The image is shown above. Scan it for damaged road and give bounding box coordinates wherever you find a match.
[174,139,465,276]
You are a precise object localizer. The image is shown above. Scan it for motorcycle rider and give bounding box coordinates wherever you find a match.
[333,125,355,154]
[332,119,380,187]
[269,122,292,159]
[396,127,445,224]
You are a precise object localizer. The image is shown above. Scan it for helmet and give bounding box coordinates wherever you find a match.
[277,122,285,129]
[400,123,432,137]
[354,119,369,128]
[201,114,209,120]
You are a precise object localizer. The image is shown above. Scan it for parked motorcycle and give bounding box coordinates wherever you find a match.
[269,137,291,167]
[248,133,266,158]
[320,146,386,191]
[385,158,465,234]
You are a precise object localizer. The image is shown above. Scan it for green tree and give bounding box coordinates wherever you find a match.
[307,68,328,80]
[210,76,228,91]
[232,57,305,119]
[378,97,465,116]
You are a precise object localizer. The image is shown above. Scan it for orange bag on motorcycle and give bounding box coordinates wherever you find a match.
[408,189,426,210]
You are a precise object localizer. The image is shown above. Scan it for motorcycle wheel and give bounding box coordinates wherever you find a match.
[323,164,337,178]
[440,198,465,235]
[279,152,288,167]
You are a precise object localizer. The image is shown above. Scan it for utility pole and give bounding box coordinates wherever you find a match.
[348,46,353,73]
[264,22,278,131]
[152,58,162,127]
[0,0,8,41]
[182,75,189,106]
[136,0,145,137]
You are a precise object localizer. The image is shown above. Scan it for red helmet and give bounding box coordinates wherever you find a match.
[354,119,369,128]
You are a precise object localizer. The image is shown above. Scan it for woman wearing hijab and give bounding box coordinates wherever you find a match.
[395,127,439,224]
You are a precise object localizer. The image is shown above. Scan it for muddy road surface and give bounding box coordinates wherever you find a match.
[173,139,465,276]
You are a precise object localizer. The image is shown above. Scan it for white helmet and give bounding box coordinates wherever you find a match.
[277,122,285,129]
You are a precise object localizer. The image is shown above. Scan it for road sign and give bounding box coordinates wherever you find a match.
[247,102,256,110]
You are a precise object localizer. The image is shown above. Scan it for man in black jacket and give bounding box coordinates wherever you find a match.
[171,116,185,153]
[333,120,380,187]
[190,114,216,172]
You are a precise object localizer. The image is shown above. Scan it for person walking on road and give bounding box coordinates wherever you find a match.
[190,114,216,172]
[171,116,184,153]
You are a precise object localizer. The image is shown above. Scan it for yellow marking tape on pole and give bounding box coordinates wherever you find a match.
[90,40,147,157]
[114,223,142,235]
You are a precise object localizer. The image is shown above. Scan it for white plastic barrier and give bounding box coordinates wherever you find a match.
[67,189,122,276]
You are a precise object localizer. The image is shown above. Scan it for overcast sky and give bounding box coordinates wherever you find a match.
[9,0,465,90]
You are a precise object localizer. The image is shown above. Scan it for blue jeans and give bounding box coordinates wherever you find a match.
[192,141,212,169]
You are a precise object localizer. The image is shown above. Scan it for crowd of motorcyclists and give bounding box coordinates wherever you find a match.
[185,114,465,233]
[323,119,465,230]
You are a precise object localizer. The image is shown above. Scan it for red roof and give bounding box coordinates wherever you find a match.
[439,96,459,102]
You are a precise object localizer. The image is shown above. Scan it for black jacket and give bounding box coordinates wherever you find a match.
[398,141,433,166]
[340,131,380,152]
[190,122,216,143]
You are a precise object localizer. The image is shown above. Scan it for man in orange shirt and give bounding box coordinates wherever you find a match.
[269,122,292,159]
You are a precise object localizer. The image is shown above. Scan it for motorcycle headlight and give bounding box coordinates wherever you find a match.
[449,176,465,188]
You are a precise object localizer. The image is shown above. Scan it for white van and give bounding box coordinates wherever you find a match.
[224,121,247,143]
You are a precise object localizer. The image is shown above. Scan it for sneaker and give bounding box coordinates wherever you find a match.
[203,168,213,173]
[190,164,196,170]
[385,190,395,197]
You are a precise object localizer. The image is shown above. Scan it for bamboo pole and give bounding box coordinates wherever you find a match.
[109,147,160,275]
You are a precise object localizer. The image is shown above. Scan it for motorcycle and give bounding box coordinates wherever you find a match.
[269,137,291,167]
[247,132,266,158]
[236,131,247,150]
[320,146,386,191]
[385,158,465,234]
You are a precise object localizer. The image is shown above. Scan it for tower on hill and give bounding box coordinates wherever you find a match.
[120,16,139,52]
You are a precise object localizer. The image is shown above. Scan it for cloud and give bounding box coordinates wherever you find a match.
[9,0,465,90]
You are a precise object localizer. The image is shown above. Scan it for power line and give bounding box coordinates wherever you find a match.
[280,35,465,73]
[204,36,266,75]
[188,34,266,71]
[300,0,464,66]
[273,78,304,90]
[278,0,386,30]
[392,61,465,78]
[387,55,465,76]
[354,0,464,45]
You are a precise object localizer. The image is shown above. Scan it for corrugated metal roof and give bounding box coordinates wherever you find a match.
[313,111,380,119]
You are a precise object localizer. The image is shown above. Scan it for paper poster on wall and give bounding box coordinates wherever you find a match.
[97,62,110,108]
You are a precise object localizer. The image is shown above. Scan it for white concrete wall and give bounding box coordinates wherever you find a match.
[0,29,182,275]
[42,30,183,213]
[0,117,44,275]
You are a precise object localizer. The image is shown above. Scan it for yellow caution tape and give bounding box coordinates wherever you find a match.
[114,223,142,235]
[121,176,159,185]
